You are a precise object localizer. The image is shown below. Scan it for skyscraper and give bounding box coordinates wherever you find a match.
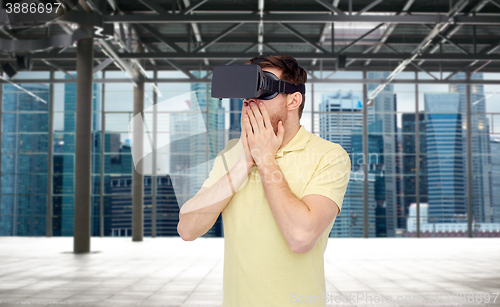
[108,173,180,237]
[401,113,428,228]
[450,73,493,223]
[1,83,49,236]
[423,73,493,224]
[367,72,399,237]
[351,120,388,237]
[319,91,364,154]
[491,137,500,223]
[424,93,466,223]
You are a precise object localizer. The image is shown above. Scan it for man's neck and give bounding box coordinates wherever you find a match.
[279,121,301,149]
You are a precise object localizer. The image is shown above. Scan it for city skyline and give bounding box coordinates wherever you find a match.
[319,71,398,237]
[2,70,499,237]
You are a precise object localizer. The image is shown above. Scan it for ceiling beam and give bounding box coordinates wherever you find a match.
[103,13,500,24]
[98,39,141,82]
[84,35,496,46]
[93,58,114,74]
[314,0,345,15]
[191,23,244,53]
[145,43,196,79]
[139,0,171,15]
[181,0,210,15]
[311,0,339,66]
[12,52,500,61]
[383,43,439,80]
[421,23,469,54]
[416,0,490,65]
[337,23,384,54]
[41,60,76,79]
[279,23,330,54]
[139,24,186,53]
[356,0,384,15]
[367,0,470,104]
[164,59,198,79]
[182,0,209,66]
[445,40,500,80]
[364,0,415,66]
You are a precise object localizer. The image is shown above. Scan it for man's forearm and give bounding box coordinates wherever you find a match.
[257,160,313,251]
[178,158,252,240]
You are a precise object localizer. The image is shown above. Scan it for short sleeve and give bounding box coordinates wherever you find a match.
[302,146,351,217]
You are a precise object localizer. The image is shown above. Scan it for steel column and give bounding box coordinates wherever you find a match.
[46,70,54,237]
[331,22,334,53]
[415,71,420,238]
[466,71,473,237]
[73,30,94,253]
[152,68,158,238]
[0,80,2,235]
[204,76,210,237]
[100,71,105,237]
[311,83,314,134]
[362,70,369,238]
[132,48,145,242]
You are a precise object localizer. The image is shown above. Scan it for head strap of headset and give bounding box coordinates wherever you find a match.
[251,55,306,95]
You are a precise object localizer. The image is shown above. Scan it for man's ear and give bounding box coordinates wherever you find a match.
[286,92,302,112]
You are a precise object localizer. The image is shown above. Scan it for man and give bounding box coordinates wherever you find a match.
[177,55,351,306]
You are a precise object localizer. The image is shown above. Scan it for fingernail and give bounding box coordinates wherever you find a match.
[259,102,263,106]
[250,102,255,107]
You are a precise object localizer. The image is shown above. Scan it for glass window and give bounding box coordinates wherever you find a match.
[3,70,499,238]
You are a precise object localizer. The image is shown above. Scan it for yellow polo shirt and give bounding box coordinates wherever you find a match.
[202,125,351,307]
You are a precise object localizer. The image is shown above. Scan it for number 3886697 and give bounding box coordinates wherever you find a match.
[5,2,64,14]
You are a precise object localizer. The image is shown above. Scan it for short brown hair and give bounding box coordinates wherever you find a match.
[245,55,307,119]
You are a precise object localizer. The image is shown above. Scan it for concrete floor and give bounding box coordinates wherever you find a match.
[0,237,499,307]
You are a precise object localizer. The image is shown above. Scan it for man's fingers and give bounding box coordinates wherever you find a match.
[240,101,248,132]
[240,131,248,154]
[277,120,285,143]
[258,102,273,131]
[243,113,254,136]
[247,105,260,135]
[250,102,266,132]
[241,101,248,120]
[240,111,246,134]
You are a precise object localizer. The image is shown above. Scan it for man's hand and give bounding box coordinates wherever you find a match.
[238,101,256,172]
[244,102,285,166]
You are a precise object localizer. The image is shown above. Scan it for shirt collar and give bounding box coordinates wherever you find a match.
[275,125,310,158]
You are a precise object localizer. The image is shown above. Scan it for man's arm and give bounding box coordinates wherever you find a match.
[258,161,340,253]
[177,156,252,241]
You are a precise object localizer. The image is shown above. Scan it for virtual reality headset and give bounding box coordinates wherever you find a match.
[211,61,306,100]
